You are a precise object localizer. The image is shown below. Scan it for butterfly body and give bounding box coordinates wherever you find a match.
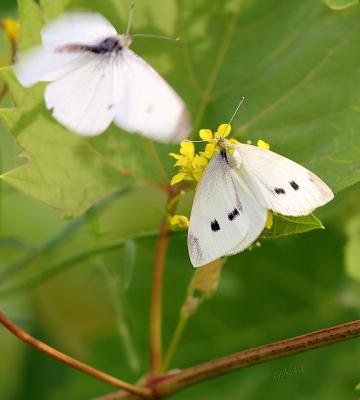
[56,35,130,55]
[188,136,334,267]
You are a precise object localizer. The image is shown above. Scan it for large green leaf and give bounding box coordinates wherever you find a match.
[1,0,359,216]
[0,68,133,217]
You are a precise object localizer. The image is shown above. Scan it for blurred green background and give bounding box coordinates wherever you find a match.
[1,0,360,399]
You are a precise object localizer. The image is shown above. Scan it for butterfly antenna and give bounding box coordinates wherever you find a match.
[126,3,135,36]
[228,96,245,125]
[131,33,180,42]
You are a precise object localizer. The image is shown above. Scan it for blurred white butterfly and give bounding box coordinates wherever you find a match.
[188,130,334,268]
[14,11,191,143]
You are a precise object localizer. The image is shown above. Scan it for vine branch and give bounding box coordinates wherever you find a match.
[94,319,360,399]
[0,311,152,399]
[154,319,360,396]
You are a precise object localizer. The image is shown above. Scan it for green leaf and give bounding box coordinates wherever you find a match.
[18,0,43,52]
[322,0,359,11]
[2,0,360,218]
[179,0,360,193]
[355,382,360,391]
[0,68,134,217]
[344,213,360,281]
[261,214,324,238]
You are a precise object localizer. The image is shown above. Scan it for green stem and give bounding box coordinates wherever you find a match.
[162,313,189,372]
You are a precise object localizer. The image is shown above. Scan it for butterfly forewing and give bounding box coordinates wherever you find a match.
[233,143,334,216]
[188,152,266,267]
[41,12,117,51]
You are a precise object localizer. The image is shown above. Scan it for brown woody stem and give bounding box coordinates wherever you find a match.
[0,311,152,399]
[154,319,360,396]
[94,319,360,400]
[149,190,178,376]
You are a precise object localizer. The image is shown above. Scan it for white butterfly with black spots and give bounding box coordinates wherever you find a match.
[14,12,191,143]
[188,138,334,267]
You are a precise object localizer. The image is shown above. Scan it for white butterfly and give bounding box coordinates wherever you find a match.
[14,12,191,143]
[188,136,334,267]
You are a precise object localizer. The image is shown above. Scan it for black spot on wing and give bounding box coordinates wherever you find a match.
[290,181,299,190]
[211,219,220,232]
[228,208,240,221]
[108,103,114,110]
[274,187,285,194]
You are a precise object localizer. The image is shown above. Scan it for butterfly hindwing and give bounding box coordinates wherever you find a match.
[232,143,334,216]
[44,55,120,135]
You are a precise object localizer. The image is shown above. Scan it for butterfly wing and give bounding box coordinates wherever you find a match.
[232,143,334,216]
[44,55,120,135]
[113,49,191,143]
[14,12,117,87]
[188,152,267,267]
[41,12,117,51]
[14,47,88,87]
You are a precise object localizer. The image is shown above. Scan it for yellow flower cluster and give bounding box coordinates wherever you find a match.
[169,141,208,185]
[170,123,270,186]
[169,123,238,186]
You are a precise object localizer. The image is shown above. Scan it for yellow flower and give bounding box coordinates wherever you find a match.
[265,212,273,229]
[170,141,208,185]
[201,142,216,159]
[170,123,270,187]
[217,123,231,137]
[169,214,189,229]
[1,18,20,42]
[199,129,213,142]
[257,139,270,150]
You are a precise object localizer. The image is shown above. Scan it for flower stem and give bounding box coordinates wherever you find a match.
[162,313,189,372]
[149,190,179,377]
[149,216,170,376]
[0,311,152,399]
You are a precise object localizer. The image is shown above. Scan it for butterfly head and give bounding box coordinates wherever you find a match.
[117,34,133,48]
